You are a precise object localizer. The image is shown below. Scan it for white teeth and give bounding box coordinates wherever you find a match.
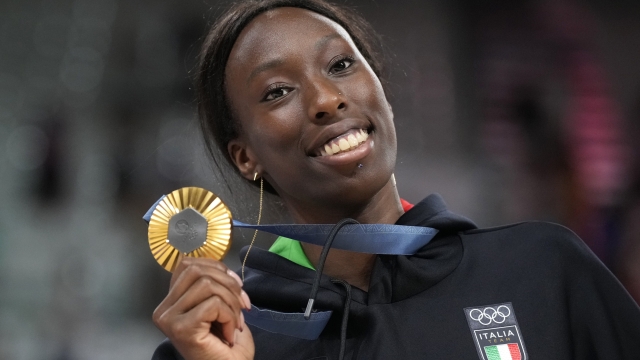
[324,144,334,155]
[348,134,358,147]
[317,128,370,156]
[338,138,350,151]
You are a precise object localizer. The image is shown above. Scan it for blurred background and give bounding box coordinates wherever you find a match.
[1,0,639,358]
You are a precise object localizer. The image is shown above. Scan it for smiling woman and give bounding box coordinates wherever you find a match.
[223,7,399,226]
[150,1,640,360]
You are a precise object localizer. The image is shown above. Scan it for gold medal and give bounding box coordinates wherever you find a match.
[147,187,232,272]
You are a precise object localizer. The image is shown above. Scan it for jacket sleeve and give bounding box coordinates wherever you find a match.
[151,339,185,360]
[558,225,640,359]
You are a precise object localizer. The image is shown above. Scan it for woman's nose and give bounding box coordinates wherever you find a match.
[307,80,346,122]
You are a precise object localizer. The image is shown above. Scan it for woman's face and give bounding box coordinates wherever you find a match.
[225,7,396,215]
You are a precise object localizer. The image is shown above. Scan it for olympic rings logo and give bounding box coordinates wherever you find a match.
[469,306,511,325]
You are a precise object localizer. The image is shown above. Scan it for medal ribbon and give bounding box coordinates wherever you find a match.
[232,220,437,255]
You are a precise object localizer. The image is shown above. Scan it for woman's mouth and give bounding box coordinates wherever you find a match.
[314,128,369,157]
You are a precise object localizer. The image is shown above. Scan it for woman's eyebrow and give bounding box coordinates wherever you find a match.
[247,58,284,85]
[314,33,342,50]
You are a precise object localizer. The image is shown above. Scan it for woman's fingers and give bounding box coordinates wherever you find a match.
[172,275,245,330]
[157,258,249,316]
[156,295,240,358]
[189,294,238,345]
[171,257,230,288]
[170,258,240,301]
[226,269,244,288]
[227,269,253,310]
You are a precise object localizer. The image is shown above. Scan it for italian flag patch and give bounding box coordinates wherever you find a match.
[484,343,521,360]
[464,303,528,360]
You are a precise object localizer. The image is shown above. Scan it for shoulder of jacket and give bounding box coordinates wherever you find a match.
[460,221,587,253]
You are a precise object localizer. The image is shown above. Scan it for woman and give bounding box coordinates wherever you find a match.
[151,1,640,359]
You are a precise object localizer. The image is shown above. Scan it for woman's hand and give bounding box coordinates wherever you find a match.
[153,257,255,360]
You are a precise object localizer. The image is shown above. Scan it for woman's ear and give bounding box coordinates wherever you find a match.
[228,139,262,180]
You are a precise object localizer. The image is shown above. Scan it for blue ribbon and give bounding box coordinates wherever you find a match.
[233,220,437,255]
[143,195,165,223]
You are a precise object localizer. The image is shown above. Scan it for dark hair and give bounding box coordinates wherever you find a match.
[196,0,386,188]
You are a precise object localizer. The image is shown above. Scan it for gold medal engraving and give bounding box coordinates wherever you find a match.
[147,187,232,272]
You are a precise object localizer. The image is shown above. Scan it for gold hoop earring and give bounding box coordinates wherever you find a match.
[242,175,263,281]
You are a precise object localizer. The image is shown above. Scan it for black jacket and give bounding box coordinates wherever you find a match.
[153,195,640,360]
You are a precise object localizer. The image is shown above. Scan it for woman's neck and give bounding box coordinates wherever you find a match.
[296,177,404,291]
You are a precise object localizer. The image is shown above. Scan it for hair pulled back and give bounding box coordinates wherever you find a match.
[197,0,385,174]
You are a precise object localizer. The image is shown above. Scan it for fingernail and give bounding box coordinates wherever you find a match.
[241,290,251,310]
[240,311,245,332]
[227,269,243,286]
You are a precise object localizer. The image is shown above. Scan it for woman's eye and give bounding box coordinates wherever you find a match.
[329,57,354,74]
[263,86,292,101]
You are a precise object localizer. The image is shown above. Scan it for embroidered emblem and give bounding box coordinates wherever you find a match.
[464,302,528,360]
